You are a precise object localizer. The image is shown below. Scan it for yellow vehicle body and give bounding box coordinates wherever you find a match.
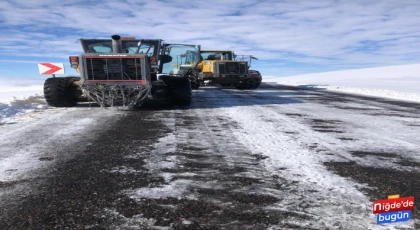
[200,60,214,73]
[196,50,232,71]
[196,50,262,89]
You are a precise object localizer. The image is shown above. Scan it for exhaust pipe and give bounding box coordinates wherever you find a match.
[111,35,123,53]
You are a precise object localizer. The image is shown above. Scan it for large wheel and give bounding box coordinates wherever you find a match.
[235,79,252,90]
[44,77,79,107]
[160,75,192,106]
[249,77,262,89]
[188,73,201,90]
[249,70,262,89]
[190,79,200,89]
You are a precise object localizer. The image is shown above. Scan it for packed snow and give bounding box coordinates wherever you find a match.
[115,87,419,229]
[0,107,123,200]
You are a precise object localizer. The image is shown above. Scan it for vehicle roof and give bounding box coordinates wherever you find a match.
[201,50,233,52]
[79,38,163,42]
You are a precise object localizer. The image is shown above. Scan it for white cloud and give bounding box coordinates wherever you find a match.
[1,0,419,75]
[0,60,41,64]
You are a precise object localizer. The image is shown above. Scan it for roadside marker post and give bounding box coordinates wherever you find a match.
[38,63,65,78]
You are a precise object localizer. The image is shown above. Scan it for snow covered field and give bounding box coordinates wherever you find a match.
[266,63,420,103]
[0,78,44,101]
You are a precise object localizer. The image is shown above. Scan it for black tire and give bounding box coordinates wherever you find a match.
[44,77,78,107]
[235,83,244,89]
[188,74,201,90]
[190,80,200,89]
[249,77,262,89]
[235,76,262,90]
[235,79,252,90]
[249,70,262,89]
[160,75,192,106]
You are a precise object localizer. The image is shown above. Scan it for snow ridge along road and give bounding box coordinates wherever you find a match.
[0,84,419,229]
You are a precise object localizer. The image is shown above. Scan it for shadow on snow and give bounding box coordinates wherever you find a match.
[74,84,305,111]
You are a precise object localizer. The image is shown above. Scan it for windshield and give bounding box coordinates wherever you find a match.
[136,43,155,56]
[79,39,160,57]
[200,51,232,61]
[161,45,200,75]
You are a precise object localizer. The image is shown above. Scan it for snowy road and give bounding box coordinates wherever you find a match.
[0,84,419,229]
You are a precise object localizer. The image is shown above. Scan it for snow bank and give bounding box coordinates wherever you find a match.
[265,63,420,103]
[0,93,49,124]
[0,77,48,124]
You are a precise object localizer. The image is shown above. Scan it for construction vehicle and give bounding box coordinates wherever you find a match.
[43,35,200,107]
[194,50,262,89]
[166,50,202,90]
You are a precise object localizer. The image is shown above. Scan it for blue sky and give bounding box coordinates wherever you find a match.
[0,0,419,80]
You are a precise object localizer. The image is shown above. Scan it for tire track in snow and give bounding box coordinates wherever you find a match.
[192,86,416,229]
[114,106,319,229]
[0,107,128,228]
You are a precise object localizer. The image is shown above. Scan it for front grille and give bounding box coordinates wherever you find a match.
[217,62,247,75]
[84,57,143,80]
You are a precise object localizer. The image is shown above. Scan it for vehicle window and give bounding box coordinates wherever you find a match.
[161,45,200,74]
[82,40,158,55]
[201,52,232,60]
[89,45,112,53]
[137,44,155,56]
[201,52,219,60]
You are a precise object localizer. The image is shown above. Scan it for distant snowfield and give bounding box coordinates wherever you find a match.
[0,87,43,101]
[265,63,420,103]
[0,78,44,101]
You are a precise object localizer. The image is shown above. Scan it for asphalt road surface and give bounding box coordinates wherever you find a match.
[0,83,419,229]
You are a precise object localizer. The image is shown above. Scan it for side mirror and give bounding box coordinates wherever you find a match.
[160,54,172,63]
